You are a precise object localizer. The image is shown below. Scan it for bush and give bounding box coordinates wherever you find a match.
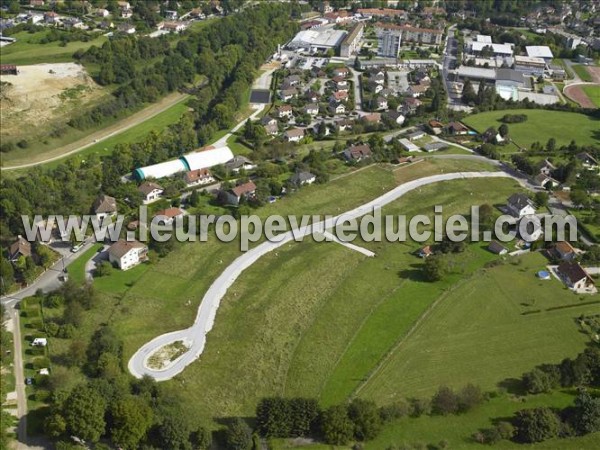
[379,401,410,422]
[431,386,459,415]
[409,398,431,417]
[500,114,527,123]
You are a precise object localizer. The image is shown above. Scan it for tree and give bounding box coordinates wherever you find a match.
[546,138,556,152]
[513,407,561,443]
[94,261,113,277]
[157,406,193,450]
[189,189,201,207]
[431,386,459,415]
[348,398,382,441]
[110,396,154,450]
[498,123,509,137]
[320,404,354,445]
[225,418,252,450]
[522,368,555,394]
[461,79,477,104]
[63,385,106,443]
[458,384,483,412]
[36,244,54,269]
[478,203,495,231]
[0,257,15,294]
[535,191,549,207]
[423,255,447,282]
[572,390,600,435]
[570,190,589,208]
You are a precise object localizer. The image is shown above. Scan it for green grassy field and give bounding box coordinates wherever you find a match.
[462,109,600,148]
[130,176,527,422]
[359,251,597,402]
[67,243,103,284]
[0,31,107,65]
[34,159,598,448]
[582,84,600,108]
[44,97,191,169]
[572,64,593,82]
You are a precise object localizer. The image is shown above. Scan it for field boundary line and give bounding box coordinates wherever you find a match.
[351,276,473,398]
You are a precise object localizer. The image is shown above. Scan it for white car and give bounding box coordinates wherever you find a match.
[71,244,83,253]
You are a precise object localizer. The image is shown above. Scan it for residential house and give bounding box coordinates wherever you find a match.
[96,8,110,17]
[335,118,354,132]
[138,181,163,204]
[402,97,422,115]
[330,91,348,102]
[329,100,345,115]
[108,239,148,271]
[333,67,349,78]
[375,96,388,110]
[304,103,319,116]
[63,17,85,29]
[488,240,508,255]
[224,156,256,173]
[231,181,257,201]
[399,138,420,152]
[121,8,133,18]
[534,173,559,189]
[261,116,279,136]
[417,245,433,258]
[576,152,599,169]
[506,193,536,217]
[183,169,215,187]
[289,171,316,186]
[557,261,595,292]
[446,121,469,135]
[407,83,430,97]
[153,207,184,225]
[277,105,293,119]
[379,88,393,98]
[368,80,384,94]
[538,159,556,176]
[279,88,298,101]
[407,130,425,141]
[369,71,385,85]
[29,0,44,6]
[333,75,348,88]
[343,144,372,162]
[8,236,32,262]
[384,110,405,126]
[423,142,448,152]
[92,194,117,222]
[159,21,187,33]
[284,75,302,86]
[362,113,381,124]
[284,128,305,142]
[305,90,320,103]
[165,10,178,20]
[117,23,136,34]
[44,11,59,23]
[552,241,577,261]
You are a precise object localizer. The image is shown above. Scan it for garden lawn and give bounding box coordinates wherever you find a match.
[582,84,600,108]
[572,64,593,82]
[0,31,107,65]
[462,109,600,148]
[66,243,103,284]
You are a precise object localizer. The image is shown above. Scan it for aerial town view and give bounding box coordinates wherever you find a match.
[1,0,600,449]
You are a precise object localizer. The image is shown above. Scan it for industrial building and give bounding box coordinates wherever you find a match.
[525,46,554,62]
[133,145,234,180]
[514,55,546,76]
[287,27,347,53]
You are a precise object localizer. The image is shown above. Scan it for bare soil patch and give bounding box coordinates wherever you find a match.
[564,84,596,108]
[0,62,105,142]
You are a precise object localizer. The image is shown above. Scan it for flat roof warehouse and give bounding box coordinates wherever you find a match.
[288,28,347,50]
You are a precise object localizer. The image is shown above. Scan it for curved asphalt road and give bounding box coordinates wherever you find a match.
[128,171,512,381]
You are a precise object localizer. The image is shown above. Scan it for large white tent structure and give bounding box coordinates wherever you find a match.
[133,145,235,180]
[181,145,234,171]
[133,159,187,181]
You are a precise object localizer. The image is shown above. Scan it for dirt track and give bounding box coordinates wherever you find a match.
[564,83,597,108]
[1,91,188,170]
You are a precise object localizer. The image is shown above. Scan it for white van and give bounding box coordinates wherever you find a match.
[32,338,47,347]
